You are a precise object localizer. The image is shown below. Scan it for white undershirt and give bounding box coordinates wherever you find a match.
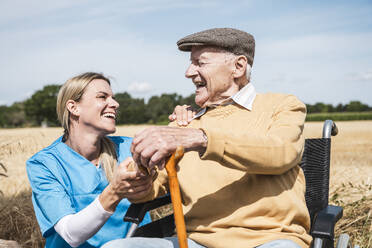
[54,197,113,247]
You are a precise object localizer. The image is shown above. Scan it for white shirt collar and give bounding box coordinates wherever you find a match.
[231,83,256,111]
[193,83,257,119]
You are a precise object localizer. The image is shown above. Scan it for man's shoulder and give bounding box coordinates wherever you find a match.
[252,93,306,114]
[255,92,304,106]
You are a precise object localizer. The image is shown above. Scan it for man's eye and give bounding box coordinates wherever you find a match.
[98,95,106,99]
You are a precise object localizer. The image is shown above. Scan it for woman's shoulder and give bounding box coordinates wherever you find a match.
[27,136,64,164]
[26,137,67,184]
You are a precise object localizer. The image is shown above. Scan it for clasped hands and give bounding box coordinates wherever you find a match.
[105,105,206,206]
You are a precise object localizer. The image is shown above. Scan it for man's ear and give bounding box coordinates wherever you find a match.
[66,99,80,117]
[233,55,248,79]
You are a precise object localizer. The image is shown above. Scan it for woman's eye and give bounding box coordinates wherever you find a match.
[98,95,106,99]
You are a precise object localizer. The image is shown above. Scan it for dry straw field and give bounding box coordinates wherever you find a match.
[0,121,371,247]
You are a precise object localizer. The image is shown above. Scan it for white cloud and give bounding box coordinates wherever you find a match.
[0,29,191,105]
[0,0,84,22]
[347,70,372,82]
[0,0,219,26]
[127,82,152,93]
[257,33,372,62]
[268,73,287,83]
[0,1,371,107]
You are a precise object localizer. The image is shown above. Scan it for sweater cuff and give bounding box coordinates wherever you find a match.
[199,127,225,162]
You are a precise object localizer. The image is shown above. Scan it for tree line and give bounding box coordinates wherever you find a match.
[0,84,371,128]
[0,84,198,128]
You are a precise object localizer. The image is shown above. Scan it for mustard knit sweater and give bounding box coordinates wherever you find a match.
[142,93,312,248]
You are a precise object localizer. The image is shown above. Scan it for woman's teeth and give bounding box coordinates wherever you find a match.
[102,113,116,119]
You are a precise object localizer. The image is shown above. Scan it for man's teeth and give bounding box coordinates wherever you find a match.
[195,82,206,87]
[102,113,116,119]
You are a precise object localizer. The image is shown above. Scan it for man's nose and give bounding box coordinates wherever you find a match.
[185,64,197,78]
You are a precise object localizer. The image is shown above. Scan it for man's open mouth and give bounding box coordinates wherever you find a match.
[194,81,206,89]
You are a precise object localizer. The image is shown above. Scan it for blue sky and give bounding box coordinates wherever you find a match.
[1,0,371,106]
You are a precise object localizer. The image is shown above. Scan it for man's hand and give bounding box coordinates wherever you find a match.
[169,105,196,126]
[131,126,207,170]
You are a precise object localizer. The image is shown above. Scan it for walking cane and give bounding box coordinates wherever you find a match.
[165,147,188,248]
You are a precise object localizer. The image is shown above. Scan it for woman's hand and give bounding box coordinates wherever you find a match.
[169,105,196,126]
[99,157,153,212]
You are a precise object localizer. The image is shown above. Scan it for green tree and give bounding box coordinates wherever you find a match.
[8,102,26,127]
[115,92,147,124]
[179,93,199,110]
[0,103,26,127]
[146,93,182,123]
[306,102,334,113]
[0,105,8,127]
[345,101,369,112]
[335,103,345,112]
[24,84,61,126]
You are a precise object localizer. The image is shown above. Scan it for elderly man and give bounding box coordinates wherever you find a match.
[104,28,311,248]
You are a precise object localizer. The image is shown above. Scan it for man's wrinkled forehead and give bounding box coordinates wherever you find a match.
[190,46,230,60]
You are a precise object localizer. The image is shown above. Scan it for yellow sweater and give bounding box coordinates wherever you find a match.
[144,93,312,248]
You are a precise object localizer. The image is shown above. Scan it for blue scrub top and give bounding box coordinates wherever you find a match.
[26,136,151,248]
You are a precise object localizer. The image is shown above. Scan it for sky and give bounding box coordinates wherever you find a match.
[0,0,371,106]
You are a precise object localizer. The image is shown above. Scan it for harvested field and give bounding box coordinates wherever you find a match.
[0,121,371,247]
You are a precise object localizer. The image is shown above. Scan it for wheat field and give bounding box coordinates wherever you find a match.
[0,121,371,247]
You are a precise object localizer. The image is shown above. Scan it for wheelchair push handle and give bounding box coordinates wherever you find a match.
[322,120,338,138]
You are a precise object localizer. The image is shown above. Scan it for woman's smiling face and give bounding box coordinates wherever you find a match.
[74,79,119,135]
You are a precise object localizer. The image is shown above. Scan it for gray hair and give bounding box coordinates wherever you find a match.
[216,48,252,84]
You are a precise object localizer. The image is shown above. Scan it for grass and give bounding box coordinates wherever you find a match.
[0,162,7,196]
[333,196,372,247]
[0,122,371,247]
[306,111,372,121]
[0,190,44,247]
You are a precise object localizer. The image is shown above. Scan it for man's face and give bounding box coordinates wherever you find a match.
[185,46,239,108]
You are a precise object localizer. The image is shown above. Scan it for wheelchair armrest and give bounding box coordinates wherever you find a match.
[311,205,343,241]
[124,195,172,224]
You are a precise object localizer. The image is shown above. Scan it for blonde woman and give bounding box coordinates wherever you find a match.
[27,72,154,248]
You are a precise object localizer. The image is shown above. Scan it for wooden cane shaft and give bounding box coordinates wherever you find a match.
[165,148,187,248]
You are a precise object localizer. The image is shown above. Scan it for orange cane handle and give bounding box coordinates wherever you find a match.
[165,147,188,248]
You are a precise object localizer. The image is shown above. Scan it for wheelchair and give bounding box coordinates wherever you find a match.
[123,120,358,248]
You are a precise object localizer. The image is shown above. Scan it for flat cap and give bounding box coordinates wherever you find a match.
[177,28,255,66]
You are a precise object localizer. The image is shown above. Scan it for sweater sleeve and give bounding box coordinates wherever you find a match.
[200,95,306,175]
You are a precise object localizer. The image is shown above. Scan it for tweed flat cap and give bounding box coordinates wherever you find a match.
[177,28,255,66]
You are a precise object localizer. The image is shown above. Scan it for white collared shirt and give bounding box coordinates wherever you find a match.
[193,83,257,119]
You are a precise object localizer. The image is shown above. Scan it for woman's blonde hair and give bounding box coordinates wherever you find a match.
[56,72,117,182]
